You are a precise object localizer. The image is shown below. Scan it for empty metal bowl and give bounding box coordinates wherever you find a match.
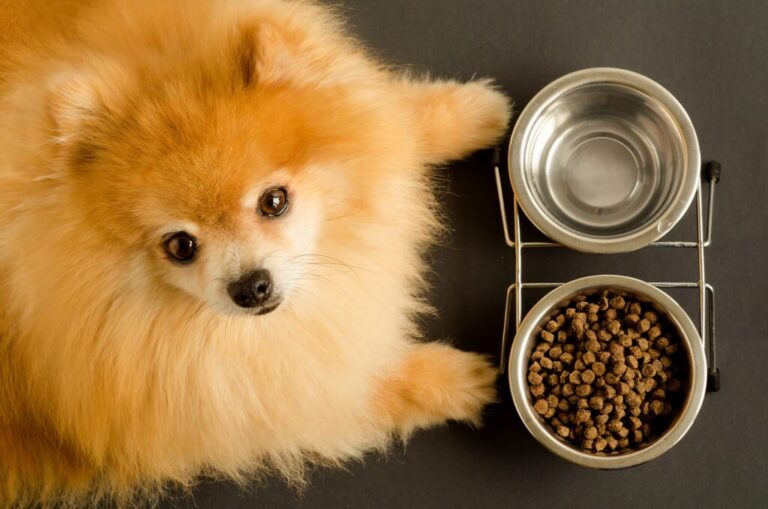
[509,68,700,253]
[508,275,707,469]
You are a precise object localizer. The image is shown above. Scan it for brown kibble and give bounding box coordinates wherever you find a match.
[594,437,608,452]
[629,302,642,315]
[604,385,616,399]
[574,359,586,371]
[535,342,551,352]
[636,338,649,351]
[528,371,543,385]
[553,361,564,373]
[633,429,644,443]
[546,374,559,386]
[539,357,553,370]
[666,343,679,355]
[559,371,569,384]
[562,383,575,397]
[569,371,582,385]
[629,416,642,429]
[642,363,657,378]
[585,329,597,342]
[534,399,549,415]
[618,334,632,347]
[608,419,623,433]
[656,337,670,349]
[531,351,544,362]
[547,394,559,408]
[556,425,570,438]
[588,313,599,323]
[648,326,662,340]
[577,398,589,410]
[601,402,614,415]
[585,426,599,440]
[576,384,593,397]
[605,308,618,320]
[652,359,664,372]
[558,399,570,411]
[592,362,606,376]
[607,320,621,336]
[586,303,600,314]
[595,414,610,425]
[643,311,658,324]
[627,355,639,369]
[582,439,594,450]
[545,320,560,333]
[576,408,591,424]
[559,352,574,365]
[548,346,563,359]
[557,330,568,343]
[612,363,627,377]
[586,338,601,353]
[609,296,625,310]
[541,330,555,343]
[556,314,566,326]
[545,406,557,418]
[608,342,624,355]
[599,296,610,311]
[625,313,640,326]
[618,438,630,449]
[604,373,619,385]
[581,369,596,384]
[599,351,612,364]
[597,329,612,342]
[606,436,619,450]
[530,384,545,397]
[626,391,642,408]
[582,351,596,365]
[589,396,604,411]
[651,400,665,415]
[565,308,576,319]
[571,320,585,339]
[576,301,589,311]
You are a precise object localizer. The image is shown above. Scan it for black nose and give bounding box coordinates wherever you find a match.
[227,269,273,308]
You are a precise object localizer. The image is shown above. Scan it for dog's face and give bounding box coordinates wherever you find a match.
[51,25,401,317]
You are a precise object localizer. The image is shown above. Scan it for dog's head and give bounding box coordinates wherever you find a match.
[37,2,416,317]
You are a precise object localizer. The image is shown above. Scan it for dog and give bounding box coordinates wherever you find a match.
[0,0,511,505]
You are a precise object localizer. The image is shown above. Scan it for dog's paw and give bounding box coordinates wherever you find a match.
[400,77,512,164]
[455,79,513,152]
[377,343,498,434]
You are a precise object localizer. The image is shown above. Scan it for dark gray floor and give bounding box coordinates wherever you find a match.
[168,1,768,507]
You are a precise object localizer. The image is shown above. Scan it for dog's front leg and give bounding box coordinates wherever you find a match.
[374,342,497,436]
[396,77,512,166]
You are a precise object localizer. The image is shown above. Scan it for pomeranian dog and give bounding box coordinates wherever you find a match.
[0,0,511,506]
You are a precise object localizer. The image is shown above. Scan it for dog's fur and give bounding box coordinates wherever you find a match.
[0,0,511,506]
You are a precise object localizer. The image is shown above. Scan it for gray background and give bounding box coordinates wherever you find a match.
[168,1,768,507]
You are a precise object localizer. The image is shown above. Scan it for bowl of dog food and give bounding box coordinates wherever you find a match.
[508,68,700,253]
[508,275,706,468]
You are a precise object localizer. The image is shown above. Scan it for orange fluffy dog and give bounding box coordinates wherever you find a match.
[0,0,511,506]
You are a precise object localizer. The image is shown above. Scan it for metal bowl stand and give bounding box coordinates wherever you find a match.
[494,146,722,393]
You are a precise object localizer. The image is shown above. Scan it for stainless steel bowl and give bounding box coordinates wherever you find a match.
[508,275,707,469]
[509,68,700,253]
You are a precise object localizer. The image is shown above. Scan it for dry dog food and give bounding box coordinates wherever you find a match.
[526,290,688,454]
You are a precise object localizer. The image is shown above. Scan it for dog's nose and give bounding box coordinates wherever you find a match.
[227,269,273,308]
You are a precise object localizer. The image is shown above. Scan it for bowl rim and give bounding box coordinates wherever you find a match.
[508,275,707,469]
[508,67,701,254]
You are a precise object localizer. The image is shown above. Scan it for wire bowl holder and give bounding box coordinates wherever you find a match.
[494,146,721,393]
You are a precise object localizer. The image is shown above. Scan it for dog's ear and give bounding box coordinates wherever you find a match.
[396,77,513,165]
[46,72,103,166]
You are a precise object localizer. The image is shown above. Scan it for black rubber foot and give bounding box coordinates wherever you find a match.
[707,368,721,392]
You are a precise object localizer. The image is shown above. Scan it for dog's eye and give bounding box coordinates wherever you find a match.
[258,187,289,218]
[163,232,197,264]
